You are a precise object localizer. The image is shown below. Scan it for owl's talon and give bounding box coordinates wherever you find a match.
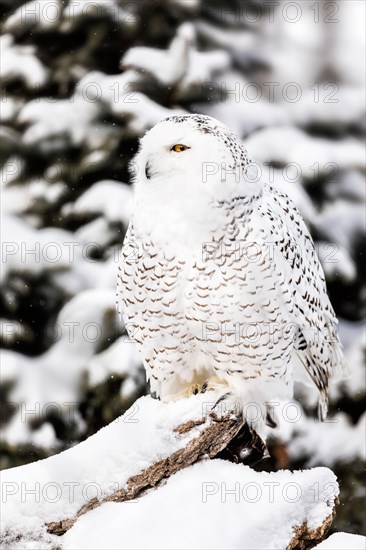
[200,376,229,395]
[212,392,232,410]
[201,381,208,393]
[185,383,203,397]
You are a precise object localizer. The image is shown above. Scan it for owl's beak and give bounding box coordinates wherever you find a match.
[145,161,151,180]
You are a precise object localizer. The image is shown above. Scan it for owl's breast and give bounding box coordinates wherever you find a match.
[119,229,190,345]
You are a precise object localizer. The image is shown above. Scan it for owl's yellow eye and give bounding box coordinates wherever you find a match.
[171,144,190,153]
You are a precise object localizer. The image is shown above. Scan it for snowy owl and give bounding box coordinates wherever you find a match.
[117,114,343,430]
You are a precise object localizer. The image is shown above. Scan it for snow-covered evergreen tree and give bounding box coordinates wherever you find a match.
[1,0,365,537]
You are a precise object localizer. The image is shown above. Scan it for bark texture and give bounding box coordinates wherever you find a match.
[287,498,339,550]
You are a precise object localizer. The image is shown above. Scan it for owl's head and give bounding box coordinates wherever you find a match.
[131,115,251,194]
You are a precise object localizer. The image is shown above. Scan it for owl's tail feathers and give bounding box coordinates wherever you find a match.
[325,313,349,381]
[316,349,348,421]
[317,390,329,422]
[331,343,349,382]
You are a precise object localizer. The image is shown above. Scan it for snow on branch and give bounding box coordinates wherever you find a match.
[1,395,244,546]
[1,395,339,550]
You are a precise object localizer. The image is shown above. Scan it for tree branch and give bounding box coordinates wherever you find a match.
[47,409,248,536]
[1,395,338,550]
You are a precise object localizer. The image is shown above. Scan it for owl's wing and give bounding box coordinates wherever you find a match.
[260,184,344,419]
[117,223,136,327]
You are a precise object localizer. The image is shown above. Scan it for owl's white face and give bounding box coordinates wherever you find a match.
[130,115,252,245]
[131,115,251,196]
[135,118,226,183]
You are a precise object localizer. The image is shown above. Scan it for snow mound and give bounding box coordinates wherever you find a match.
[62,460,338,550]
[314,532,366,549]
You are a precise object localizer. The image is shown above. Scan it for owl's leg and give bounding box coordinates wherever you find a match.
[164,383,204,401]
[184,383,204,397]
[186,375,230,397]
[201,377,239,416]
[165,377,229,401]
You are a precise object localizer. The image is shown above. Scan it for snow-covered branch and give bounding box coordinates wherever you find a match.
[1,395,339,549]
[1,395,243,546]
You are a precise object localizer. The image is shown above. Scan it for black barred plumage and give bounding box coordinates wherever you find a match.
[117,114,344,433]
